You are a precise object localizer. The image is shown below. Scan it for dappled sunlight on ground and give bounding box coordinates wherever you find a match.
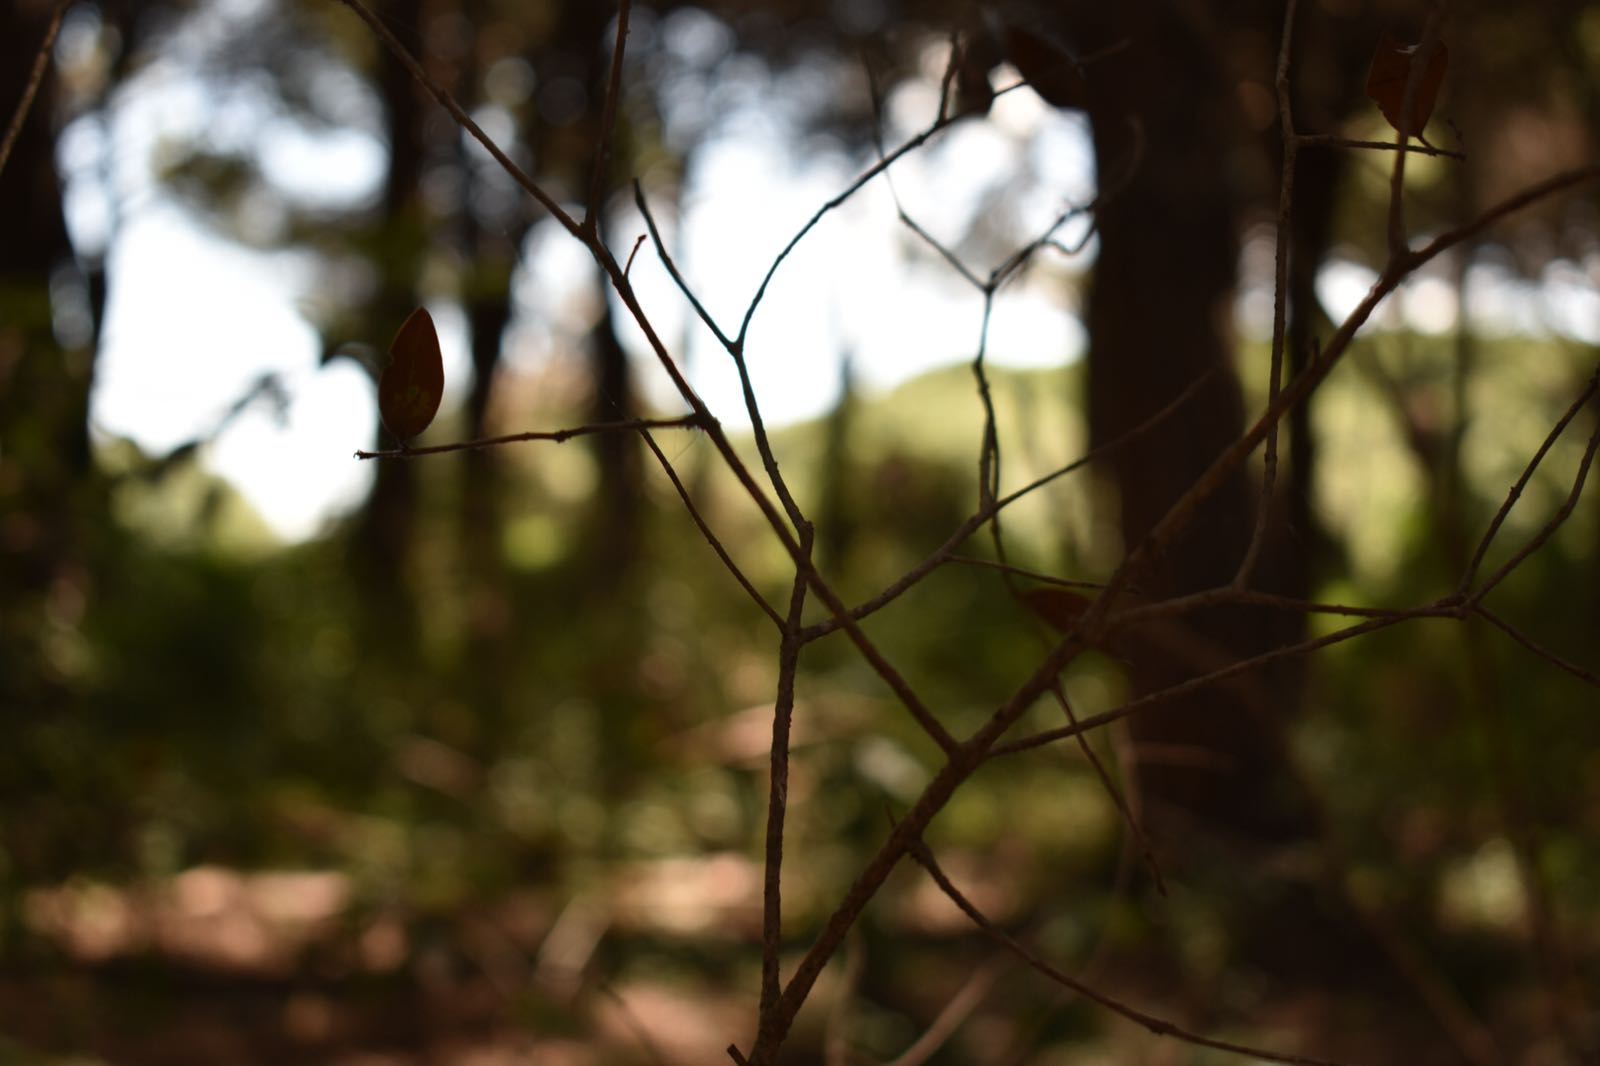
[10,862,766,1063]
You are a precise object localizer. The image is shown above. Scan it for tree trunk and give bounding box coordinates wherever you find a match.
[1074,5,1314,844]
[349,0,429,643]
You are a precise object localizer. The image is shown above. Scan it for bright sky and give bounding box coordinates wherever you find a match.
[70,0,1099,541]
[65,0,1600,543]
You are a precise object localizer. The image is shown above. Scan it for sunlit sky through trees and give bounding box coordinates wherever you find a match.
[67,0,1600,541]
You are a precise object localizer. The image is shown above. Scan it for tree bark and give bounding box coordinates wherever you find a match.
[1072,3,1314,843]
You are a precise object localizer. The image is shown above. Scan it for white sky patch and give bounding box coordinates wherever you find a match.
[91,204,380,538]
[93,204,313,454]
[255,119,385,209]
[1314,259,1382,326]
[1402,275,1460,335]
[207,360,375,540]
[1542,259,1600,344]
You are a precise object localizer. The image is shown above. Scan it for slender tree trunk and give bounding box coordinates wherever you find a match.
[349,0,429,642]
[1074,5,1314,843]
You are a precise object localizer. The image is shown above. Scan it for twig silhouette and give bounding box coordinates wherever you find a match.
[0,0,71,182]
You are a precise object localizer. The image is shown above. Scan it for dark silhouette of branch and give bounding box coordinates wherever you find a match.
[1296,133,1464,160]
[1474,606,1600,689]
[335,0,581,239]
[639,431,784,629]
[0,0,70,181]
[1459,366,1600,596]
[758,548,813,1029]
[904,836,1351,1066]
[1469,416,1600,603]
[354,415,704,459]
[1235,0,1301,587]
[584,0,631,232]
[335,2,1600,1060]
[991,605,1456,760]
[800,368,1218,645]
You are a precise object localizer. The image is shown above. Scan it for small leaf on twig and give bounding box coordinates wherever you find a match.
[1364,30,1448,138]
[378,306,443,442]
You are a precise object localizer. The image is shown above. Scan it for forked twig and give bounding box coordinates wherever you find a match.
[335,0,1600,1060]
[639,431,784,629]
[1459,366,1600,596]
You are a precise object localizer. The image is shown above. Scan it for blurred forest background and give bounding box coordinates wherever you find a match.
[3,0,1600,1062]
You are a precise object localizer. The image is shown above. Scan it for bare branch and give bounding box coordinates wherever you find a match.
[1470,414,1600,604]
[758,545,815,1032]
[0,0,70,182]
[584,0,632,232]
[639,431,785,630]
[801,368,1218,645]
[1050,682,1167,895]
[883,953,1010,1066]
[1475,606,1600,690]
[333,0,582,239]
[354,415,703,460]
[991,605,1455,760]
[1459,365,1600,595]
[1235,0,1302,587]
[905,837,1350,1066]
[1296,133,1464,160]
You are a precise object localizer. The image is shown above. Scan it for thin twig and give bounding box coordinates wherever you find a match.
[1295,133,1464,160]
[1458,365,1600,594]
[640,431,784,629]
[354,414,703,459]
[334,0,582,240]
[622,232,647,277]
[947,555,1105,591]
[1235,0,1300,587]
[634,183,735,348]
[990,605,1455,760]
[758,546,813,1033]
[1474,606,1600,689]
[800,368,1218,645]
[1385,6,1447,257]
[1050,682,1167,895]
[1469,417,1600,603]
[736,104,962,348]
[905,838,1349,1066]
[596,981,672,1066]
[1095,163,1600,646]
[824,929,866,1066]
[883,953,1010,1066]
[0,0,71,182]
[583,0,631,232]
[635,184,808,534]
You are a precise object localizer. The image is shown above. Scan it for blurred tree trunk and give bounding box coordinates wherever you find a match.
[349,0,429,643]
[582,286,642,583]
[1063,3,1316,843]
[567,1,643,585]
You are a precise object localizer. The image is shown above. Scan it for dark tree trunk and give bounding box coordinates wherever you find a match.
[349,0,429,642]
[582,285,642,582]
[1072,5,1315,843]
